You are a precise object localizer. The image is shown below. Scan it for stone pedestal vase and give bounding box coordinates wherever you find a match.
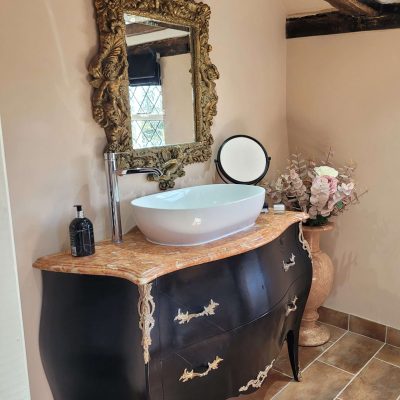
[299,223,334,347]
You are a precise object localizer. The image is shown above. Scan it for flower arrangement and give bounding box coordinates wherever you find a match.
[264,151,364,226]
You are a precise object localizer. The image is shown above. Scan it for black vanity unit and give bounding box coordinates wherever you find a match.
[37,216,312,400]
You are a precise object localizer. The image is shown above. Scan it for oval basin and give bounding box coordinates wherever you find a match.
[130,184,265,246]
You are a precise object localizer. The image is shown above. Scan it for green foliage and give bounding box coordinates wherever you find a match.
[304,215,329,227]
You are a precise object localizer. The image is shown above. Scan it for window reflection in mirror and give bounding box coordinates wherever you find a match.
[124,14,196,149]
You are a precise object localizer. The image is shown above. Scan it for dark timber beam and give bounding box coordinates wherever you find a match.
[127,36,191,57]
[125,22,189,38]
[287,10,400,38]
[126,23,165,37]
[325,0,379,16]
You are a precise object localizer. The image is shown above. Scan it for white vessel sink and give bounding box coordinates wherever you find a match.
[131,184,265,246]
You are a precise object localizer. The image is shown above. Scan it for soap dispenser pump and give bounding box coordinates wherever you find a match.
[69,205,95,257]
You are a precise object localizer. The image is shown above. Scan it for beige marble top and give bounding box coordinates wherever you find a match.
[33,211,308,286]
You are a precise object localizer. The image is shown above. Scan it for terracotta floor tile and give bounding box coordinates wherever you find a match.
[228,369,291,400]
[274,341,332,376]
[375,344,400,368]
[340,358,400,400]
[274,324,345,377]
[319,332,383,374]
[273,361,352,400]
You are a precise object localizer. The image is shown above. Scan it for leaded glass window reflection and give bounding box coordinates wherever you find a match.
[129,85,165,148]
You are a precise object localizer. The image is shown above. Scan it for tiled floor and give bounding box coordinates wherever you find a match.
[233,323,400,400]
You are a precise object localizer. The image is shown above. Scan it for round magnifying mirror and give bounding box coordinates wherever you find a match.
[216,135,270,185]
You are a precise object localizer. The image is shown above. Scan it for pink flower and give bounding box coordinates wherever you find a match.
[310,176,330,208]
[339,182,355,196]
[323,176,339,195]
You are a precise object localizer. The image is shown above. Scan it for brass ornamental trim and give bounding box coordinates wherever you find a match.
[298,222,312,259]
[179,356,223,383]
[174,299,219,325]
[283,253,296,272]
[138,283,155,364]
[239,359,275,393]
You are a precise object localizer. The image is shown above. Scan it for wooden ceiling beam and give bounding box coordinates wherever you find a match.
[325,0,379,16]
[127,36,191,58]
[287,11,400,38]
[125,23,166,37]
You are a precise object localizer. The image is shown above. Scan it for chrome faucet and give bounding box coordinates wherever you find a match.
[104,153,162,244]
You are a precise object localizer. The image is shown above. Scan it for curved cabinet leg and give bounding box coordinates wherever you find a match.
[287,330,302,382]
[39,272,149,400]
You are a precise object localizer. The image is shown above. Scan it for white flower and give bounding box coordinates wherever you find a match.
[314,166,339,178]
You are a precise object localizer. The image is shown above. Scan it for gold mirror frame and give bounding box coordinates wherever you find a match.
[88,0,219,190]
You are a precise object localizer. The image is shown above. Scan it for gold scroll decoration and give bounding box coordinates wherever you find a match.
[174,299,219,325]
[138,283,155,364]
[179,356,223,383]
[239,359,276,393]
[298,222,312,259]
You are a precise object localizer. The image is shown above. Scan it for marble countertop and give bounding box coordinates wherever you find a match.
[33,211,308,286]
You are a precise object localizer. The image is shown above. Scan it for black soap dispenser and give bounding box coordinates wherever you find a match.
[69,205,95,257]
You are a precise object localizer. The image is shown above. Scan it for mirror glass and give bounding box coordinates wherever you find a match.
[217,135,270,185]
[124,14,196,149]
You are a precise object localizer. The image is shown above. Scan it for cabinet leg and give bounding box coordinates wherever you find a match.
[287,330,301,382]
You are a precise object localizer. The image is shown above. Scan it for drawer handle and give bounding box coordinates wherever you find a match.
[179,356,223,383]
[286,296,298,316]
[283,254,296,272]
[239,359,275,392]
[174,299,219,325]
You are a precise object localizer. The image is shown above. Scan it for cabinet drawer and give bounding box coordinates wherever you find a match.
[275,224,311,282]
[159,274,310,400]
[157,249,279,354]
[157,292,225,356]
[156,226,311,354]
[160,303,286,400]
[283,272,312,334]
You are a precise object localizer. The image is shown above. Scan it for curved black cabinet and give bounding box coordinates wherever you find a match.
[40,223,312,400]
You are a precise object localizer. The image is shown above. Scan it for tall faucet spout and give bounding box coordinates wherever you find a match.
[104,153,123,243]
[104,153,163,244]
[118,167,162,177]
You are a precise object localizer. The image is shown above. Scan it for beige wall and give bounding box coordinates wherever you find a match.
[0,0,288,398]
[161,53,195,145]
[0,119,30,399]
[287,29,400,330]
[284,0,333,16]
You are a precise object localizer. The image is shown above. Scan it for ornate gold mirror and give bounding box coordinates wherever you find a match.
[89,0,219,189]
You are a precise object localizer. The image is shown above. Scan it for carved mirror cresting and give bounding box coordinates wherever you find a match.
[88,0,219,190]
